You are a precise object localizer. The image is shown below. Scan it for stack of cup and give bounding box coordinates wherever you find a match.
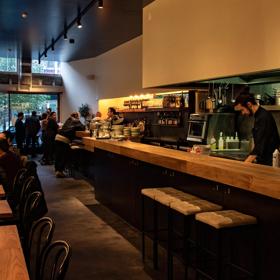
[123,127,131,138]
[131,127,140,138]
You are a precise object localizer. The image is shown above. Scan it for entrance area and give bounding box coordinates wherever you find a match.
[0,92,59,131]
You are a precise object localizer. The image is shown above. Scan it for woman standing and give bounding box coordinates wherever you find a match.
[45,112,58,164]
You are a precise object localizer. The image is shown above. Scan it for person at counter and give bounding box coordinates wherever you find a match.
[234,93,280,165]
[107,107,124,125]
[54,112,85,178]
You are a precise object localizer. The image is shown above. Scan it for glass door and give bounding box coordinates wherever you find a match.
[0,93,10,131]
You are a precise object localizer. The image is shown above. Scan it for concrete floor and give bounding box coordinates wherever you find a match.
[37,164,153,280]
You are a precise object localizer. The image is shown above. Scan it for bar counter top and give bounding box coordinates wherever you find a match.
[81,137,280,200]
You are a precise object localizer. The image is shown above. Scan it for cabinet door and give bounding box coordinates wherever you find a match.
[94,149,113,206]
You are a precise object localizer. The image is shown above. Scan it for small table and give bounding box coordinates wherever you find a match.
[0,225,30,280]
[0,184,5,198]
[0,200,13,218]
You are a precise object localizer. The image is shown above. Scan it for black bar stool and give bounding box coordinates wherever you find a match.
[141,187,199,270]
[195,210,258,280]
[168,199,222,280]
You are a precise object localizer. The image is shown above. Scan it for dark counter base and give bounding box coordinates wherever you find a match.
[81,148,280,280]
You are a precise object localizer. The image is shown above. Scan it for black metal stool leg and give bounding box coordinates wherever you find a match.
[153,199,159,270]
[183,216,190,280]
[141,195,145,263]
[216,230,222,280]
[167,207,173,280]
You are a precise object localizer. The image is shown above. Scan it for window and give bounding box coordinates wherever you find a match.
[32,60,61,75]
[0,57,17,72]
[0,93,59,132]
[0,93,9,131]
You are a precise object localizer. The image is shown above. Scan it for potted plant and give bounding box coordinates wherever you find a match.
[78,103,91,128]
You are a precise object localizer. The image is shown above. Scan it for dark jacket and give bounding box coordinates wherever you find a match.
[0,151,21,193]
[58,117,85,141]
[46,118,58,139]
[15,119,25,141]
[250,106,280,165]
[25,116,40,137]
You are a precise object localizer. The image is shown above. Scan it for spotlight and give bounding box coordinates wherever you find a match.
[21,12,28,19]
[51,38,55,51]
[76,17,82,28]
[64,22,68,40]
[98,0,103,9]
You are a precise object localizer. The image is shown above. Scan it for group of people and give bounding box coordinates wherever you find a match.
[14,109,57,162]
[10,109,85,178]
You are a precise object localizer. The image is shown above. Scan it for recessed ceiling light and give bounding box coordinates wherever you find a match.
[21,12,28,19]
[98,0,104,9]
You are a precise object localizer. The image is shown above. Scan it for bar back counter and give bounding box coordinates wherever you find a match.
[77,137,280,279]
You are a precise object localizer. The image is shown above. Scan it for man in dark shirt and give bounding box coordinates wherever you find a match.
[15,112,25,153]
[234,93,280,165]
[25,111,40,157]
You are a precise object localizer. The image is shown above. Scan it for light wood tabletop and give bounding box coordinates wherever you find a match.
[0,225,29,280]
[0,200,13,218]
[0,184,5,198]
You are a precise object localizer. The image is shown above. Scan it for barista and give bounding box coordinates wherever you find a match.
[107,107,124,125]
[234,93,280,165]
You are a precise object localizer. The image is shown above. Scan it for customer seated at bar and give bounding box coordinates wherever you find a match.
[234,93,280,165]
[54,112,85,178]
[0,138,21,194]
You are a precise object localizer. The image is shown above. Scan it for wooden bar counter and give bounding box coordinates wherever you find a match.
[78,136,280,279]
[82,137,280,200]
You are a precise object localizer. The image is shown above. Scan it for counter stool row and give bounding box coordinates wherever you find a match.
[141,187,258,280]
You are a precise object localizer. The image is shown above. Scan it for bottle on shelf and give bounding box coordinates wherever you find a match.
[273,149,280,167]
[234,132,240,149]
[218,132,224,150]
[180,92,185,108]
[210,136,217,150]
[158,112,162,125]
[225,136,230,149]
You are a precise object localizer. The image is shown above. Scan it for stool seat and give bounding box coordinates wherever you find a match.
[141,187,199,206]
[70,145,83,150]
[195,210,257,229]
[170,199,222,216]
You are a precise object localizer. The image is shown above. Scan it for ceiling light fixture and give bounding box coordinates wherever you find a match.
[21,12,28,19]
[76,17,82,28]
[98,0,103,9]
[63,22,68,40]
[51,38,55,51]
[39,0,100,62]
[76,7,83,28]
